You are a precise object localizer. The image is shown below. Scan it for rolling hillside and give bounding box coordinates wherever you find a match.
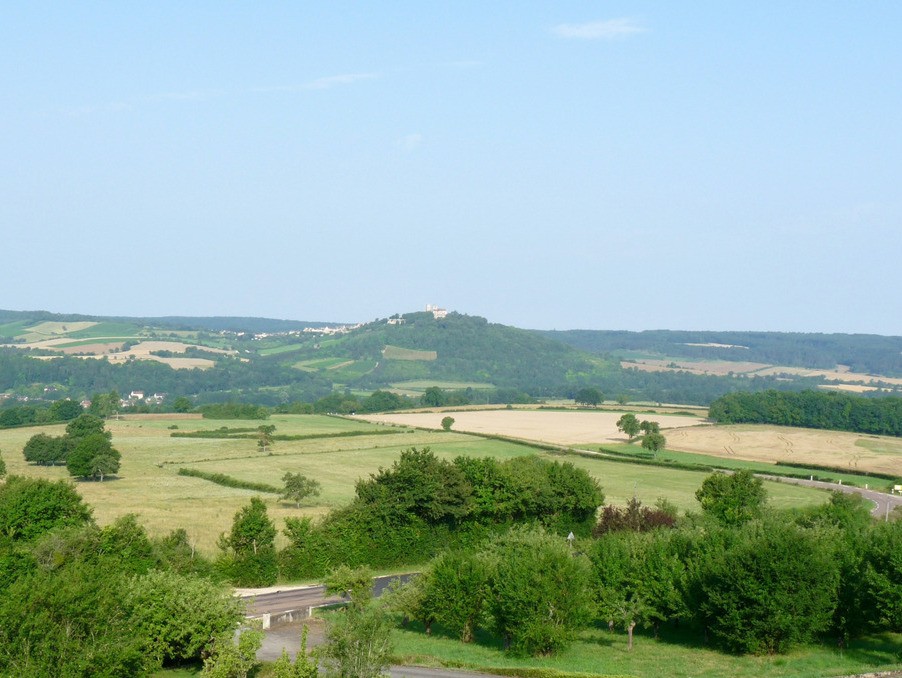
[3,309,902,406]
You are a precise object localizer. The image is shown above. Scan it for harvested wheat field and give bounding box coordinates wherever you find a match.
[355,409,708,446]
[666,424,902,476]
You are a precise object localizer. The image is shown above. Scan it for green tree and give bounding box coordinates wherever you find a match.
[695,470,766,526]
[202,621,263,678]
[65,413,110,442]
[219,497,278,586]
[281,472,322,508]
[173,396,193,413]
[22,432,69,466]
[356,447,472,525]
[272,625,319,677]
[574,387,603,407]
[639,420,660,434]
[422,386,446,408]
[66,432,121,480]
[0,475,93,542]
[616,413,641,440]
[423,549,490,642]
[696,521,840,654]
[859,520,902,632]
[321,566,392,678]
[440,415,455,431]
[126,569,245,666]
[641,431,666,454]
[487,527,593,656]
[257,424,276,454]
[48,398,83,421]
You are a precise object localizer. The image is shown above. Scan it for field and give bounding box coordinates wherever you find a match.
[391,624,902,678]
[381,345,437,361]
[0,412,830,556]
[667,423,902,476]
[354,409,710,446]
[622,356,902,392]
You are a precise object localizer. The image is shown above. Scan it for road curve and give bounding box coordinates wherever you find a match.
[757,474,902,518]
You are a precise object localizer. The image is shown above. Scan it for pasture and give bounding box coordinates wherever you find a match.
[0,412,830,557]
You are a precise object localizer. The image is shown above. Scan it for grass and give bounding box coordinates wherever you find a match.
[257,343,308,357]
[597,443,891,488]
[0,319,33,337]
[65,321,144,338]
[855,437,902,456]
[0,414,830,557]
[390,622,902,678]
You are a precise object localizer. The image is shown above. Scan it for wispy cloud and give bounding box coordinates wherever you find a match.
[552,18,645,40]
[61,72,380,117]
[304,72,379,90]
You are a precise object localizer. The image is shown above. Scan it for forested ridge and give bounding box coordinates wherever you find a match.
[543,328,902,377]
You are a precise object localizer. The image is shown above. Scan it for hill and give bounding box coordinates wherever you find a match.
[3,309,902,407]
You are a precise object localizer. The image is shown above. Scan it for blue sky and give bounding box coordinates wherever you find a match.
[2,3,900,333]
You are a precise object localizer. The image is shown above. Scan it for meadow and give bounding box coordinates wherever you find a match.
[0,412,832,556]
[390,623,902,678]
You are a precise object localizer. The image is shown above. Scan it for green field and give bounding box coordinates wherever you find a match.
[390,623,902,678]
[597,444,894,489]
[66,321,145,338]
[0,414,831,557]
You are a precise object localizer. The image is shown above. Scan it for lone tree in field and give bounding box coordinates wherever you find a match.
[256,425,276,454]
[574,387,603,408]
[641,432,666,455]
[281,472,322,508]
[616,414,641,441]
[441,416,455,431]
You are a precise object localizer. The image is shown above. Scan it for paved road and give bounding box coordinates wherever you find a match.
[585,446,902,518]
[757,473,902,518]
[241,573,414,618]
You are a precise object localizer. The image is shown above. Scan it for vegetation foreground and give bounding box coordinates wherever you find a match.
[1,408,901,677]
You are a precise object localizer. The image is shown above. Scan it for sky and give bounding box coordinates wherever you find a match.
[2,3,901,334]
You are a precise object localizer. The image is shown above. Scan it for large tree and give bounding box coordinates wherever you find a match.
[695,470,766,526]
[696,521,840,654]
[616,413,641,440]
[488,528,593,656]
[0,476,93,542]
[66,433,121,481]
[574,387,603,407]
[219,497,278,586]
[23,432,70,466]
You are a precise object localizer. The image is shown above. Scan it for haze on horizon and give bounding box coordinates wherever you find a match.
[2,3,900,335]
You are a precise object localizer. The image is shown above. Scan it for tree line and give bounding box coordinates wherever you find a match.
[216,448,602,586]
[388,470,901,658]
[709,389,902,437]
